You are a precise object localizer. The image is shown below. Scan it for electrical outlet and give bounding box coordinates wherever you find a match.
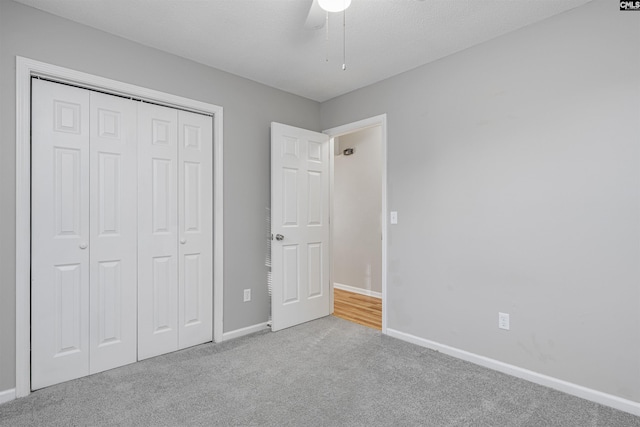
[498,312,510,330]
[243,289,251,302]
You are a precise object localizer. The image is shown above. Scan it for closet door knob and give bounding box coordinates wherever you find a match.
[275,234,284,241]
[79,243,88,249]
[180,239,187,244]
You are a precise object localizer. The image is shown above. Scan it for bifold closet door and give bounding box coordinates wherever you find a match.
[32,80,91,389]
[31,79,138,389]
[138,103,213,359]
[137,103,179,360]
[32,79,213,388]
[88,91,138,374]
[137,103,213,360]
[177,110,213,349]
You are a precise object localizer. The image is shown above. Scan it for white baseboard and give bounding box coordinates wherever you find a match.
[222,322,270,341]
[0,388,16,405]
[386,328,640,416]
[334,282,382,299]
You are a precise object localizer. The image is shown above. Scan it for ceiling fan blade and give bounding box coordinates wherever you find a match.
[305,0,326,30]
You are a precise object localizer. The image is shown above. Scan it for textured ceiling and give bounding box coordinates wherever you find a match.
[14,0,592,102]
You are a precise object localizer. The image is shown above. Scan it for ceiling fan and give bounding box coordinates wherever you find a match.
[304,0,353,70]
[304,0,425,29]
[304,0,425,70]
[304,0,351,30]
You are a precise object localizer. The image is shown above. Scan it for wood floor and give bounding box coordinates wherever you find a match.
[333,288,382,330]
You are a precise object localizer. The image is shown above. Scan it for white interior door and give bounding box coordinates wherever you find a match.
[32,79,91,389]
[88,91,138,373]
[270,122,330,331]
[177,110,213,349]
[137,103,179,360]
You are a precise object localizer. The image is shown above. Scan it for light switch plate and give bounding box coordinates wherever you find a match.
[390,211,398,224]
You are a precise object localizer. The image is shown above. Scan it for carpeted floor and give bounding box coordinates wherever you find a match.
[1,316,639,426]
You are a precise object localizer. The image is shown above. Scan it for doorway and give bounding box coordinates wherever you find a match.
[331,127,383,329]
[269,115,387,333]
[325,114,388,333]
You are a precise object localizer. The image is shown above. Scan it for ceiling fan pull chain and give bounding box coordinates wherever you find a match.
[342,8,347,70]
[325,11,330,62]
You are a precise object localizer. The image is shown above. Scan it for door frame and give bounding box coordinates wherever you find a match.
[323,114,388,333]
[15,56,224,398]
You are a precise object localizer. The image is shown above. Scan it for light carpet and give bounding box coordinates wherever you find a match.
[1,316,639,426]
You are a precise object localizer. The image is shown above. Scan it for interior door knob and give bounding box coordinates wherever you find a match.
[79,243,88,249]
[180,239,187,244]
[275,234,284,241]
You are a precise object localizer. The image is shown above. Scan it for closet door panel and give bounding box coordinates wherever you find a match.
[31,79,91,389]
[178,111,213,349]
[138,103,179,360]
[89,92,138,373]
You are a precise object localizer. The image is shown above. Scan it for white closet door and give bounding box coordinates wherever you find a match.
[89,91,138,373]
[33,80,215,386]
[137,103,179,360]
[178,110,213,349]
[32,79,91,389]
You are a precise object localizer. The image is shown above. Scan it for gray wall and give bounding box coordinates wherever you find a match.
[333,127,382,294]
[322,0,640,402]
[0,0,320,392]
[2,0,639,407]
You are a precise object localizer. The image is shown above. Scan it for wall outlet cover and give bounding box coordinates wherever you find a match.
[498,312,510,330]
